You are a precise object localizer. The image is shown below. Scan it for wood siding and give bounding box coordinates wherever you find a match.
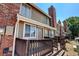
[18,21,24,38]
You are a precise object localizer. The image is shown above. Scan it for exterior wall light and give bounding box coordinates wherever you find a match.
[0,28,4,35]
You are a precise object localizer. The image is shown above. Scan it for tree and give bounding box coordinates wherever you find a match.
[65,16,79,39]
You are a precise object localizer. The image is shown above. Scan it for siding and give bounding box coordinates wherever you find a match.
[20,4,51,26]
[18,21,24,38]
[31,8,50,25]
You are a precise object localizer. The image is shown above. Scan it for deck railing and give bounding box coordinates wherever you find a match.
[27,39,53,56]
[15,36,66,56]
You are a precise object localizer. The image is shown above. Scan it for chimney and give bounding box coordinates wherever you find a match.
[63,20,68,32]
[48,6,56,28]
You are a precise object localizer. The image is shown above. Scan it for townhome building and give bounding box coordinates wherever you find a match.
[0,3,65,56]
[15,3,56,56]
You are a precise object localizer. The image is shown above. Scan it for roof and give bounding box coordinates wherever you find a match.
[27,3,51,18]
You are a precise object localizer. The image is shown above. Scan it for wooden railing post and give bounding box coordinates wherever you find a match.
[26,40,30,56]
[57,37,58,50]
[52,39,54,53]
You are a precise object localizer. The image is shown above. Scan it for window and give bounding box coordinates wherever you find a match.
[24,24,36,38]
[44,29,49,37]
[49,30,54,38]
[30,26,36,37]
[20,4,31,18]
[3,48,9,54]
[46,17,50,25]
[37,27,43,39]
[25,24,30,37]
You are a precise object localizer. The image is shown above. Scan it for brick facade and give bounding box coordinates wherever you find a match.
[0,3,20,56]
[48,6,56,28]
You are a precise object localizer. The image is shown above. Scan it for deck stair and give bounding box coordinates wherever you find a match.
[45,49,65,56]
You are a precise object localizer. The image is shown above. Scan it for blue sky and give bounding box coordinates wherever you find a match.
[35,3,79,22]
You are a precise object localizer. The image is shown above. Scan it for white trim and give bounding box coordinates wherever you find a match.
[23,23,37,39]
[23,22,25,39]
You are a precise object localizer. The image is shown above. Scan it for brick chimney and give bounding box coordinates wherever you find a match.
[48,6,56,28]
[63,20,68,32]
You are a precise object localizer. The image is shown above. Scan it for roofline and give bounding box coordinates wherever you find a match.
[27,3,51,18]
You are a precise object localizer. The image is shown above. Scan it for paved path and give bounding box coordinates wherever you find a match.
[64,41,78,56]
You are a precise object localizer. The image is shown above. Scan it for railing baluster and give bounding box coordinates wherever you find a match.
[33,40,34,56]
[36,41,38,56]
[37,41,39,56]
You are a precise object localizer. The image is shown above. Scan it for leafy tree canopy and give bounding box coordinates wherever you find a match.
[64,16,79,38]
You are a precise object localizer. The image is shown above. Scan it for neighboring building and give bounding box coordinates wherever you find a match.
[63,20,71,38]
[0,4,20,56]
[63,20,68,32]
[57,20,66,37]
[55,23,60,36]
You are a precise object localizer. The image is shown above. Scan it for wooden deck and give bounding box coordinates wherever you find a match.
[15,36,66,56]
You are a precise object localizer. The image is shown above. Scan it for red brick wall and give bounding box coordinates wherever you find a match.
[0,4,20,26]
[0,48,3,55]
[0,3,20,56]
[1,35,14,48]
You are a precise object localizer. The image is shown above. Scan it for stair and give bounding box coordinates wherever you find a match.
[56,50,65,56]
[45,49,65,56]
[45,52,52,56]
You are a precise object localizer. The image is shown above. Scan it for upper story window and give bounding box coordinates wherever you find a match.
[20,4,31,19]
[46,17,50,25]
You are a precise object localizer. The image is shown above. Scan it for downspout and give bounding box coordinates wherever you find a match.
[12,14,19,56]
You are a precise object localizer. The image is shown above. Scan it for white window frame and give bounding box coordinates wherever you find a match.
[23,23,37,39]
